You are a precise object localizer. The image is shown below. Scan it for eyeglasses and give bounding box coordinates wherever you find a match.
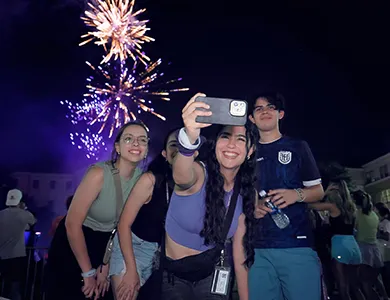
[253,104,277,113]
[121,135,149,146]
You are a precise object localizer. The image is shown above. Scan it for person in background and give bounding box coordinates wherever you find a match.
[352,190,388,300]
[161,93,257,300]
[113,128,179,300]
[0,189,36,300]
[375,203,390,241]
[374,202,390,295]
[249,92,324,300]
[309,163,364,300]
[309,208,333,297]
[49,195,73,237]
[45,121,148,300]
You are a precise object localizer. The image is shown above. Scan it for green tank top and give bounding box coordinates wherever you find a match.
[83,161,143,232]
[356,210,379,244]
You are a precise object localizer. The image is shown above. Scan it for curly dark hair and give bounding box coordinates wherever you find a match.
[200,121,258,268]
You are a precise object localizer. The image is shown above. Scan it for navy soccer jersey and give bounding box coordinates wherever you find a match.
[254,136,321,249]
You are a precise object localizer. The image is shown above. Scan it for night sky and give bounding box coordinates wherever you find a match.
[0,0,389,173]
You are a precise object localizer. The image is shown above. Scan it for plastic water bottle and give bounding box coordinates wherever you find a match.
[259,190,290,229]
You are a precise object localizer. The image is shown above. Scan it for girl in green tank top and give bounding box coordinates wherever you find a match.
[46,121,149,300]
[352,190,388,300]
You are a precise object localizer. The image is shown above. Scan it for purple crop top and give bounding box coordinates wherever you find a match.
[165,170,243,252]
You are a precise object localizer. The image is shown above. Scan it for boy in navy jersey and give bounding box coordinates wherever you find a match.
[249,93,324,300]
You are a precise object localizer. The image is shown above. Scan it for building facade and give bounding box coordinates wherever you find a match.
[12,172,75,214]
[348,152,390,205]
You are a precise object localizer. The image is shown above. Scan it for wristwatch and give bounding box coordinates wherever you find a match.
[295,188,306,202]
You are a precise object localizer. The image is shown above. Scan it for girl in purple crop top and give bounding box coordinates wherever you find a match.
[161,93,258,300]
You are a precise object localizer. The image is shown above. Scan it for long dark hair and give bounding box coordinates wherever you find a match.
[111,120,149,163]
[147,128,179,187]
[200,122,258,268]
[352,190,373,215]
[375,203,390,221]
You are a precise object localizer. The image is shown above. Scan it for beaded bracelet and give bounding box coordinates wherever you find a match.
[295,188,306,202]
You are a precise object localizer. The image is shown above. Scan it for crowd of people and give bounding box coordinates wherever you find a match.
[1,92,390,300]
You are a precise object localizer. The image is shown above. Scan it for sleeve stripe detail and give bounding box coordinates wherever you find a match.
[303,179,322,187]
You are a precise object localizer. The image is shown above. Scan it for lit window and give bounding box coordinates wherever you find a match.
[380,189,390,204]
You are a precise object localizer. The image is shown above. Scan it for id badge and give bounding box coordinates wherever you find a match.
[210,266,231,295]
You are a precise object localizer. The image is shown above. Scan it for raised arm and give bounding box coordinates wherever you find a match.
[65,166,103,274]
[173,93,211,190]
[309,202,340,218]
[232,214,249,300]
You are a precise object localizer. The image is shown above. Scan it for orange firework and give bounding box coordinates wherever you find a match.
[80,0,154,65]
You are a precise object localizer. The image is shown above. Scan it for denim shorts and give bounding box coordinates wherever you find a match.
[109,232,158,286]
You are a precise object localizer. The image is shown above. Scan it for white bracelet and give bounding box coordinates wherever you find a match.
[178,128,201,150]
[81,268,97,278]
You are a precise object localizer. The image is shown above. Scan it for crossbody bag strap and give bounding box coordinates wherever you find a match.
[105,161,123,225]
[220,176,241,243]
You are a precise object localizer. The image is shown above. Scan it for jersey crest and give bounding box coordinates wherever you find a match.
[278,151,292,165]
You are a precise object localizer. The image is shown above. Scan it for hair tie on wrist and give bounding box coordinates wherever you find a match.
[176,128,205,156]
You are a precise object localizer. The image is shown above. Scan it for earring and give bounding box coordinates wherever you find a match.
[117,152,121,155]
[247,155,250,160]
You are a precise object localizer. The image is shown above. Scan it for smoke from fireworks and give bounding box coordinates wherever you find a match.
[79,0,154,65]
[61,59,189,159]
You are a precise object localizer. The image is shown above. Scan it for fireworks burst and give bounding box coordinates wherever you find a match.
[61,59,189,159]
[80,0,154,65]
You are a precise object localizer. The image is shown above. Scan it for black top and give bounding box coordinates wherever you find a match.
[131,174,173,244]
[329,214,355,236]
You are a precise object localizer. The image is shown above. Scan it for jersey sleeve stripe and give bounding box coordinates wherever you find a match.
[303,179,322,187]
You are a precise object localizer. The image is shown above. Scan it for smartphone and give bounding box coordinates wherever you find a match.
[195,96,248,126]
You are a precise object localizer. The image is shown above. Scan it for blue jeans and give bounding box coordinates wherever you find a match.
[249,248,321,300]
[109,233,158,286]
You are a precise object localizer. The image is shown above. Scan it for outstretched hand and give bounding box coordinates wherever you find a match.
[182,93,212,144]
